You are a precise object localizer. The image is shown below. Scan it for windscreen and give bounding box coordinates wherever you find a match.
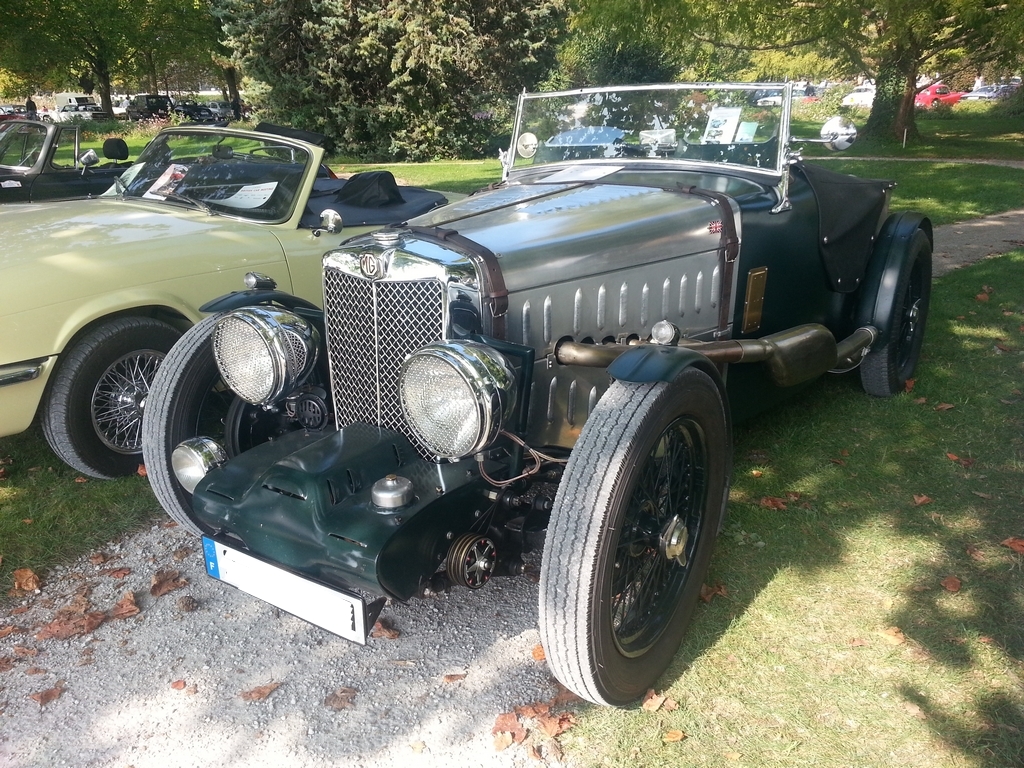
[510,84,786,174]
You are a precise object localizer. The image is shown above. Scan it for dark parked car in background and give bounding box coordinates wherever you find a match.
[143,82,933,707]
[173,100,218,123]
[127,94,172,121]
[0,120,131,202]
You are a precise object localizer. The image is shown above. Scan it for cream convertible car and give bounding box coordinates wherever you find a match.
[0,123,448,478]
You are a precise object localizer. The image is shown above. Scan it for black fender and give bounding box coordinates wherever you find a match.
[199,289,322,315]
[608,344,728,402]
[855,212,932,347]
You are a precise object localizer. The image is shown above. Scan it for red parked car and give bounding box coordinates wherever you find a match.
[915,83,964,108]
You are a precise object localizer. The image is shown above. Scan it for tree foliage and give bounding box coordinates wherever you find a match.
[214,0,568,160]
[576,0,1024,142]
[0,0,224,113]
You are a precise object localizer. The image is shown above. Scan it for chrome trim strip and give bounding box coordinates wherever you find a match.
[0,359,48,388]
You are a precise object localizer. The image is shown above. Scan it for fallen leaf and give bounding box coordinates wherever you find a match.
[171,679,187,690]
[240,682,281,702]
[880,627,906,645]
[0,657,14,672]
[724,752,743,761]
[913,397,928,404]
[546,740,564,761]
[912,494,933,506]
[442,673,466,684]
[759,496,787,510]
[13,645,37,657]
[74,476,89,483]
[25,666,46,675]
[13,568,40,592]
[514,702,551,719]
[136,464,148,477]
[172,547,192,562]
[642,689,666,712]
[88,552,109,565]
[526,745,543,761]
[0,626,15,639]
[177,596,199,612]
[829,458,846,466]
[941,576,961,592]
[975,292,989,302]
[904,378,915,393]
[34,612,106,641]
[663,730,687,743]
[492,712,527,743]
[150,569,188,597]
[971,492,994,500]
[370,619,400,639]
[1000,537,1024,554]
[996,343,1013,353]
[410,741,426,753]
[535,711,577,737]
[662,697,679,711]
[531,643,546,661]
[109,592,140,620]
[849,638,869,647]
[934,403,955,411]
[28,682,64,707]
[100,567,131,579]
[700,583,728,603]
[493,732,513,752]
[966,545,985,561]
[324,686,358,710]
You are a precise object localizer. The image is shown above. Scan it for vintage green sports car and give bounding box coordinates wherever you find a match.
[143,83,932,706]
[0,123,448,478]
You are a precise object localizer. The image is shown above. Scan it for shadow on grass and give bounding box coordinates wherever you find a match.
[654,252,1024,767]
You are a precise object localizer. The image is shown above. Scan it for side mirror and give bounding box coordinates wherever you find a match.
[820,116,857,151]
[79,148,99,168]
[313,209,343,237]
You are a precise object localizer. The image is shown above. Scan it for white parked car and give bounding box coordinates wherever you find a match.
[842,86,875,108]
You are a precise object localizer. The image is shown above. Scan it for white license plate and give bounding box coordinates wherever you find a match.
[202,536,369,644]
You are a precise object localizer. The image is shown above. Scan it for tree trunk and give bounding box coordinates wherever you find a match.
[862,54,919,142]
[224,65,240,103]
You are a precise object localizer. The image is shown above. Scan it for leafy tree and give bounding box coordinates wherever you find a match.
[576,0,1024,142]
[214,0,568,159]
[0,0,224,113]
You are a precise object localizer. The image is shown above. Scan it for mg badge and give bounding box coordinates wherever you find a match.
[360,252,388,279]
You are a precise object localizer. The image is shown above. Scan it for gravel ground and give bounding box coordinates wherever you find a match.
[2,206,1023,768]
[0,522,577,768]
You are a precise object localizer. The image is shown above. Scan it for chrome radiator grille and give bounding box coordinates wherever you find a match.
[323,268,446,439]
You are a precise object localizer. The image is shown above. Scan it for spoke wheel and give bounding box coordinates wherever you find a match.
[539,368,731,706]
[861,229,932,397]
[42,317,181,478]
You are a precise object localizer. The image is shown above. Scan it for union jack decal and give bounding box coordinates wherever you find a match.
[708,220,723,234]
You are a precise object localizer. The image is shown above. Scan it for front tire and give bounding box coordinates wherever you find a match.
[539,368,731,706]
[141,314,288,534]
[41,317,181,478]
[861,229,932,396]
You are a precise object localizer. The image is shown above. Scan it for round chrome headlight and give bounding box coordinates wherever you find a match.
[171,436,227,494]
[212,307,319,405]
[399,342,517,459]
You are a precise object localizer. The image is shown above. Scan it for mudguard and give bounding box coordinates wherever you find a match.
[199,289,322,315]
[608,344,726,397]
[855,212,932,347]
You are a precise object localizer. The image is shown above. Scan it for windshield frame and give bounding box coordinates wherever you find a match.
[503,82,793,182]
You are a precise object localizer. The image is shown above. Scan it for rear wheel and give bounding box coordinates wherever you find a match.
[539,368,730,706]
[41,317,181,478]
[861,229,932,396]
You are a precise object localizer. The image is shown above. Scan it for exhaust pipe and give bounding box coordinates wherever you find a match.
[556,324,878,388]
